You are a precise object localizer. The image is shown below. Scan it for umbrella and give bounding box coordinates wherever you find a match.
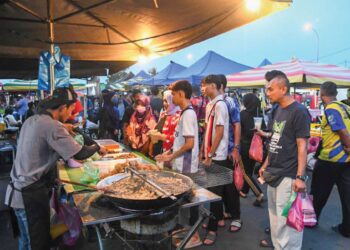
[227,59,350,88]
[0,0,291,79]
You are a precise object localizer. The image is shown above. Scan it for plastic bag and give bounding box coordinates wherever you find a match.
[249,134,263,163]
[233,160,244,191]
[286,192,304,232]
[301,193,317,227]
[57,203,82,246]
[282,192,297,217]
[80,162,99,185]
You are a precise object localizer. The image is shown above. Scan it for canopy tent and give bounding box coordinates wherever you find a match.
[3,80,38,91]
[0,0,292,79]
[258,58,272,67]
[169,50,252,85]
[142,61,186,86]
[128,70,151,85]
[227,59,350,88]
[3,79,86,91]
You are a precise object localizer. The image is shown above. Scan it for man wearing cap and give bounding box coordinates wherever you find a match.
[5,88,106,250]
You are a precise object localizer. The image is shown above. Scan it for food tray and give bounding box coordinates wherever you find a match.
[95,140,123,153]
[101,152,142,163]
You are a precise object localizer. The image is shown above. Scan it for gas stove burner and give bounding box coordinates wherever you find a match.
[120,203,180,235]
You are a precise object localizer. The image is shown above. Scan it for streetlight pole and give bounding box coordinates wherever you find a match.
[311,27,320,62]
[304,23,320,62]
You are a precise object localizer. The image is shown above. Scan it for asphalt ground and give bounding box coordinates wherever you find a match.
[1,173,349,250]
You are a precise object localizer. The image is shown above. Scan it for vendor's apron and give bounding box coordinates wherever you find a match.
[8,168,56,250]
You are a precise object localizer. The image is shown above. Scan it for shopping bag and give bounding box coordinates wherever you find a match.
[57,203,82,246]
[301,193,317,227]
[286,192,304,232]
[249,134,263,163]
[282,192,297,217]
[233,160,244,191]
[51,191,82,246]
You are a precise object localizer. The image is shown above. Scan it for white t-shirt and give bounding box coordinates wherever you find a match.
[204,95,229,161]
[172,107,199,173]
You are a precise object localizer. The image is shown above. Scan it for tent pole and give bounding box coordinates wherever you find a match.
[47,0,55,95]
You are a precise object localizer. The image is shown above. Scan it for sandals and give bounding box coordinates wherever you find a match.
[229,220,242,233]
[203,231,217,246]
[260,238,273,248]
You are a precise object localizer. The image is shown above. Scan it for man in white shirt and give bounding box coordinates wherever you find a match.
[156,80,201,248]
[200,75,241,246]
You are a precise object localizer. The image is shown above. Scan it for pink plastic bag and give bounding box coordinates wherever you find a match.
[249,134,263,163]
[307,137,321,153]
[52,191,82,246]
[234,160,244,191]
[57,203,82,246]
[287,192,304,232]
[301,193,317,227]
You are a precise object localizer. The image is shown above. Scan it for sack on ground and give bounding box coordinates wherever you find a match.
[286,192,304,232]
[249,134,263,163]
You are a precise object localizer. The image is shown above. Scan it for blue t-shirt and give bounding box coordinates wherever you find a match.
[16,98,28,116]
[223,95,240,154]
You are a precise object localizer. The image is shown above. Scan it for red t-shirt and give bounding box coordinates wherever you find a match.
[162,111,181,151]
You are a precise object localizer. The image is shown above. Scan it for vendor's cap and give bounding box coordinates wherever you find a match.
[40,88,77,109]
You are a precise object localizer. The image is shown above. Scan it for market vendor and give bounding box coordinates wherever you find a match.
[5,87,106,250]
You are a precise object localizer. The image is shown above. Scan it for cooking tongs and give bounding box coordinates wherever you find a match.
[126,167,177,201]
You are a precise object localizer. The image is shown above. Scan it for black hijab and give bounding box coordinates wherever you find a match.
[243,93,260,116]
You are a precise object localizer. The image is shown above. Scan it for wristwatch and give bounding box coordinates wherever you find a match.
[208,152,216,158]
[233,144,240,150]
[296,175,308,182]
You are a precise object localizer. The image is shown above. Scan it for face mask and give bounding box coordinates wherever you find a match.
[136,105,146,114]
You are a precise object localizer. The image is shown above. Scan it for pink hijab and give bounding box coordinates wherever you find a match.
[163,90,180,116]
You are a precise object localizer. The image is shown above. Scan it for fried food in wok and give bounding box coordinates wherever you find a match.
[99,162,159,180]
[106,173,190,200]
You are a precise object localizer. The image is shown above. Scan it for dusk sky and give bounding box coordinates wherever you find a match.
[129,0,350,74]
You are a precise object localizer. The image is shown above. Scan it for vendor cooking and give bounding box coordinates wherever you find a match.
[5,88,106,250]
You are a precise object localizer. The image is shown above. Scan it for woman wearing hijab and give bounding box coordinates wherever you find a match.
[98,91,120,140]
[149,90,181,157]
[240,93,265,206]
[127,95,156,155]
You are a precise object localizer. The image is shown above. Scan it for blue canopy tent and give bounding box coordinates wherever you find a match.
[128,70,151,85]
[258,58,272,67]
[168,51,252,85]
[142,61,187,86]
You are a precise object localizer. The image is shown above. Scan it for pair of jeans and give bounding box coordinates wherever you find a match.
[268,177,303,250]
[14,208,31,250]
[311,159,350,237]
[207,159,240,232]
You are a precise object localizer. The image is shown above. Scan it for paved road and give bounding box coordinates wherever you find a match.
[1,179,349,250]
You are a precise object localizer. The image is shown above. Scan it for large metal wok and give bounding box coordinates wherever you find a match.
[96,170,194,211]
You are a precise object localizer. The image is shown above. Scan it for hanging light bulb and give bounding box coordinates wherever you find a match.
[245,0,261,12]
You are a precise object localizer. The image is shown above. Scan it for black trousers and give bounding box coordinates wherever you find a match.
[311,159,350,237]
[241,142,263,196]
[207,159,240,232]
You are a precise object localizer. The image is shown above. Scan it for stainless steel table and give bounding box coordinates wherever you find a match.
[72,187,221,250]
